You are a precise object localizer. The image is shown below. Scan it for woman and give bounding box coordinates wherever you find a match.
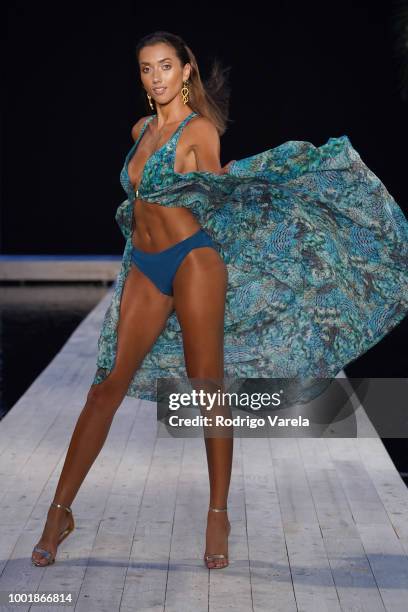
[32,30,408,570]
[32,31,234,570]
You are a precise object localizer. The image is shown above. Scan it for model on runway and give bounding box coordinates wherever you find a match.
[31,28,408,571]
[32,31,234,570]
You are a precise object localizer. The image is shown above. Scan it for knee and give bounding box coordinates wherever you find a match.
[187,365,224,382]
[86,381,123,415]
[188,372,224,393]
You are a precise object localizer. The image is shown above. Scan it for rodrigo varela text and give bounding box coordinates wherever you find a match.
[168,414,310,429]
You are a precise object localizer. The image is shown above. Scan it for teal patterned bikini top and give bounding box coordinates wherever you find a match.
[114,114,372,251]
[120,110,199,201]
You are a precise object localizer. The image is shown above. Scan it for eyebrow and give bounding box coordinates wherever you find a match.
[140,57,173,65]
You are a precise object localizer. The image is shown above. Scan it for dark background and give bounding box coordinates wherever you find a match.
[2,1,408,255]
[1,0,407,382]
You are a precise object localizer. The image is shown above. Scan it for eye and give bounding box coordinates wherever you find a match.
[163,64,171,69]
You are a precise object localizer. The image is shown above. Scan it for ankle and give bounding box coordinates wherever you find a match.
[45,503,72,524]
[207,509,230,527]
[208,504,228,511]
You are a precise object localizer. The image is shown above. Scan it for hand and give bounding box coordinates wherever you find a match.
[219,160,236,175]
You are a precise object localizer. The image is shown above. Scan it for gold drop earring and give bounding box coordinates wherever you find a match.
[146,93,154,110]
[181,80,190,105]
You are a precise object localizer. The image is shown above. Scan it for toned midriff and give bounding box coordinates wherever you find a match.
[131,199,201,253]
[129,116,201,253]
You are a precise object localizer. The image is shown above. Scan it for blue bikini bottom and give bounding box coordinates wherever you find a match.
[130,228,218,296]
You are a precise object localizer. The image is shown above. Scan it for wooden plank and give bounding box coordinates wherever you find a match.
[271,445,342,611]
[316,533,386,612]
[0,258,120,281]
[298,438,385,610]
[358,524,408,611]
[243,437,297,611]
[356,438,408,540]
[283,522,342,611]
[325,439,392,525]
[118,433,184,611]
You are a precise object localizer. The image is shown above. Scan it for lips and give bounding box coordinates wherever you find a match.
[153,87,166,95]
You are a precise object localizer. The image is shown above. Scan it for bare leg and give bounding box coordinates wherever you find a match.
[173,245,232,568]
[32,263,174,565]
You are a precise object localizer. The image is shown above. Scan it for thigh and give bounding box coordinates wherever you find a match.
[90,262,174,402]
[172,246,228,379]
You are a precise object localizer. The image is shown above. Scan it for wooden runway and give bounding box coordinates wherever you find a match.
[1,290,408,611]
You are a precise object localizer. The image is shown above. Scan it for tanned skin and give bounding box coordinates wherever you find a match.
[32,41,234,569]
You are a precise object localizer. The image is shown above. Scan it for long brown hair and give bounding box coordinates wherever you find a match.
[135,31,232,135]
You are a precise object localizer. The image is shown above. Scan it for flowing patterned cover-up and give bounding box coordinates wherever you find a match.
[92,111,408,403]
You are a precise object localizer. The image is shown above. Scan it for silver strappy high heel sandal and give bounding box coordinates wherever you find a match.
[204,506,231,569]
[31,502,75,566]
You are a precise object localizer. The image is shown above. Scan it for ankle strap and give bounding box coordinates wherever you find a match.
[51,501,72,513]
[209,506,227,512]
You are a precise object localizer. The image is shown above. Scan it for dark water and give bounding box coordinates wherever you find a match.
[1,284,407,486]
[0,283,109,419]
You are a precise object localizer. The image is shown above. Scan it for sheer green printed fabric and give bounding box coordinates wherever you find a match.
[92,112,408,402]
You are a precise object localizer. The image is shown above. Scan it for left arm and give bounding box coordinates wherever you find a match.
[188,116,236,174]
[191,117,222,173]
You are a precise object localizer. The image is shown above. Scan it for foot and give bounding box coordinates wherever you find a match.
[31,502,74,566]
[204,506,231,569]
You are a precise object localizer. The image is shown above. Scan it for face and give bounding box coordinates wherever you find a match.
[138,42,191,107]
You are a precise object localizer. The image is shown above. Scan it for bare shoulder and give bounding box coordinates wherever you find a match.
[184,114,221,172]
[187,115,220,147]
[187,115,220,141]
[131,115,152,142]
